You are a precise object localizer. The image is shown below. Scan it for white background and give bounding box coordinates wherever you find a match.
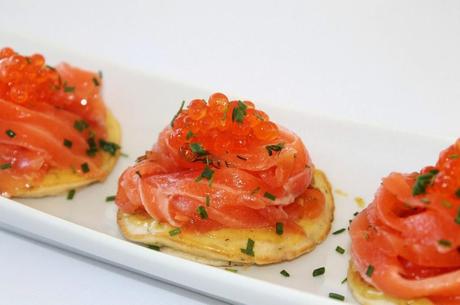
[1,1,459,304]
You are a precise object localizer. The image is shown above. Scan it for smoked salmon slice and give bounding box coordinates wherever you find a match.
[116,93,322,232]
[0,47,119,197]
[350,139,460,304]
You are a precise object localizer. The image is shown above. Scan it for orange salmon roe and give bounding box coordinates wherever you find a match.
[0,47,61,105]
[170,92,279,154]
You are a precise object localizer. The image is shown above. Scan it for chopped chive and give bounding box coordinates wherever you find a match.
[225,268,238,273]
[332,228,346,235]
[205,195,211,206]
[190,143,208,156]
[455,188,460,198]
[169,227,181,236]
[335,246,345,254]
[86,137,98,156]
[412,169,439,195]
[438,239,452,247]
[81,162,90,173]
[312,267,325,277]
[353,211,359,216]
[366,265,375,277]
[63,139,73,148]
[280,270,290,277]
[120,152,129,157]
[240,238,255,256]
[92,77,100,86]
[250,186,260,195]
[195,165,214,184]
[232,101,248,123]
[236,155,247,161]
[276,222,284,235]
[105,195,116,202]
[0,163,12,170]
[5,129,16,138]
[196,205,208,219]
[99,139,120,156]
[63,83,75,93]
[341,278,347,284]
[186,130,195,140]
[74,120,89,132]
[456,207,460,225]
[448,154,459,159]
[67,189,76,200]
[265,143,284,156]
[264,192,276,201]
[329,293,345,301]
[148,245,160,251]
[170,100,185,127]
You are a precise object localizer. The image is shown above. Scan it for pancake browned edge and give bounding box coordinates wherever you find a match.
[117,169,334,266]
[11,110,121,198]
[348,262,434,305]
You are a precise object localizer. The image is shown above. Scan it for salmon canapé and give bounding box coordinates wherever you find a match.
[349,140,460,305]
[0,47,121,197]
[116,93,334,265]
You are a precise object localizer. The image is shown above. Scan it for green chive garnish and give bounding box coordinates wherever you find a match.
[280,270,290,277]
[148,245,160,251]
[276,222,284,235]
[92,77,100,86]
[63,84,75,93]
[455,188,460,198]
[205,195,211,206]
[448,154,459,159]
[240,238,255,256]
[190,143,208,156]
[438,239,452,247]
[63,139,73,148]
[265,143,284,156]
[456,207,460,225]
[329,293,345,301]
[86,137,98,156]
[74,120,89,132]
[186,130,195,140]
[232,101,247,123]
[412,169,439,195]
[197,205,208,219]
[366,265,375,277]
[170,100,185,127]
[67,189,76,200]
[169,228,181,236]
[195,165,214,184]
[336,246,345,254]
[81,162,90,173]
[225,268,238,273]
[0,163,12,170]
[341,278,347,284]
[264,192,276,201]
[99,139,120,156]
[332,228,346,235]
[5,129,16,138]
[105,195,116,202]
[312,267,325,277]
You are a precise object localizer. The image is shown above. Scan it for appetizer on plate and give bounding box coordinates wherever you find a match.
[0,48,121,198]
[349,140,460,304]
[116,93,334,266]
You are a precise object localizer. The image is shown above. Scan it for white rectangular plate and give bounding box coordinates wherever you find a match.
[0,38,453,305]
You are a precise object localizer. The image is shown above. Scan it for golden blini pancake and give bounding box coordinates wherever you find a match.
[11,110,121,198]
[117,169,334,266]
[347,262,434,305]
